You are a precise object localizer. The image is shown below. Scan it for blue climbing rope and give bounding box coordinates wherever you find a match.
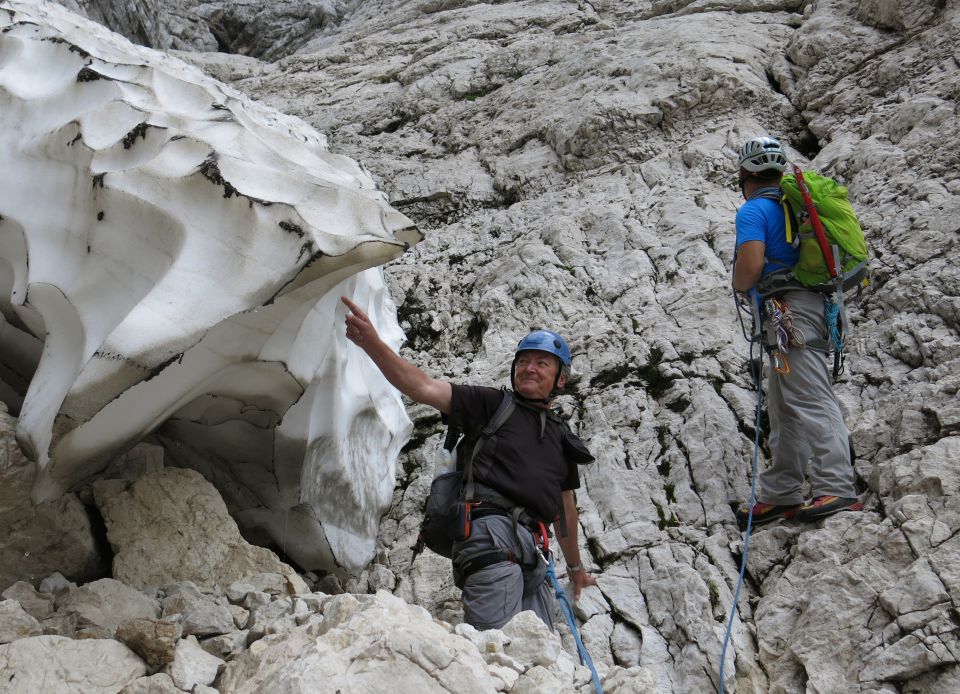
[719,289,765,694]
[825,298,843,352]
[545,555,603,694]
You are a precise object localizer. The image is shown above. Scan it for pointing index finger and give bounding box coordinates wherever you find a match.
[340,296,364,318]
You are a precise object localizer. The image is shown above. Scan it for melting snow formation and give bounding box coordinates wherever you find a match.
[0,1,420,571]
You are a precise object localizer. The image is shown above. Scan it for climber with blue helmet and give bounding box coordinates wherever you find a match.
[341,296,596,631]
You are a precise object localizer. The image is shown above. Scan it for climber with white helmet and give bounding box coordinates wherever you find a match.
[341,297,596,631]
[732,136,862,526]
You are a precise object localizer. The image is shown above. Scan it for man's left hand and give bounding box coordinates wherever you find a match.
[568,568,598,601]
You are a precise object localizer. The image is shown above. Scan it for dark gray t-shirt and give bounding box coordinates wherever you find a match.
[448,384,590,523]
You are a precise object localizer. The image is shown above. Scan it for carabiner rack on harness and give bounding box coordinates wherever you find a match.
[764,297,805,353]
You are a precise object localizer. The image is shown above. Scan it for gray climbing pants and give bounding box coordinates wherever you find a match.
[761,289,857,504]
[451,515,554,631]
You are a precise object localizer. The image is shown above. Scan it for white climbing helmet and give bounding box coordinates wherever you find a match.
[737,136,788,173]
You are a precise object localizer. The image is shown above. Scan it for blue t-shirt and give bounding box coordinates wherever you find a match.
[735,189,798,278]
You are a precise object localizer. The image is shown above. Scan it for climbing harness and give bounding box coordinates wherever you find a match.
[544,552,603,694]
[719,289,765,694]
[451,507,548,586]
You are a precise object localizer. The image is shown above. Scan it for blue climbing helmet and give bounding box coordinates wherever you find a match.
[511,330,571,401]
[515,330,572,366]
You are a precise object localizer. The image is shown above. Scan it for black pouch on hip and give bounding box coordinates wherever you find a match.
[449,501,473,542]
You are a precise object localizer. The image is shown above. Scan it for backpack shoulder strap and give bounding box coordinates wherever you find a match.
[751,187,797,246]
[463,389,515,501]
[482,388,516,436]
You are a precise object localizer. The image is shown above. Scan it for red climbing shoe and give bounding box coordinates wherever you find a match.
[798,496,863,522]
[736,502,801,529]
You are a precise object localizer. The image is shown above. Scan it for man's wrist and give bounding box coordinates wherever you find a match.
[566,562,585,574]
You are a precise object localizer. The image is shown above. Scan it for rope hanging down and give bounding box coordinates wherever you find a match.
[825,299,843,352]
[544,554,604,694]
[719,289,766,694]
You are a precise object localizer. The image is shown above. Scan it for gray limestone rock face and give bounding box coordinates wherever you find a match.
[93,468,308,593]
[56,0,217,52]
[57,0,353,59]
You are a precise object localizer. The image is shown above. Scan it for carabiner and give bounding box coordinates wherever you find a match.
[771,350,791,375]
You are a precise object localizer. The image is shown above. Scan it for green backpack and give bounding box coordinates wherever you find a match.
[778,172,870,289]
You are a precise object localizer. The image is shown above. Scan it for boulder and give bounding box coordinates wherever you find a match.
[229,573,290,597]
[0,407,103,591]
[39,613,79,638]
[217,591,496,693]
[180,601,237,639]
[200,629,249,660]
[0,635,146,692]
[501,610,565,670]
[1,581,54,620]
[118,673,183,694]
[56,578,160,634]
[116,618,180,667]
[246,597,295,642]
[39,573,77,595]
[0,600,42,644]
[94,468,307,593]
[160,582,236,638]
[166,635,225,691]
